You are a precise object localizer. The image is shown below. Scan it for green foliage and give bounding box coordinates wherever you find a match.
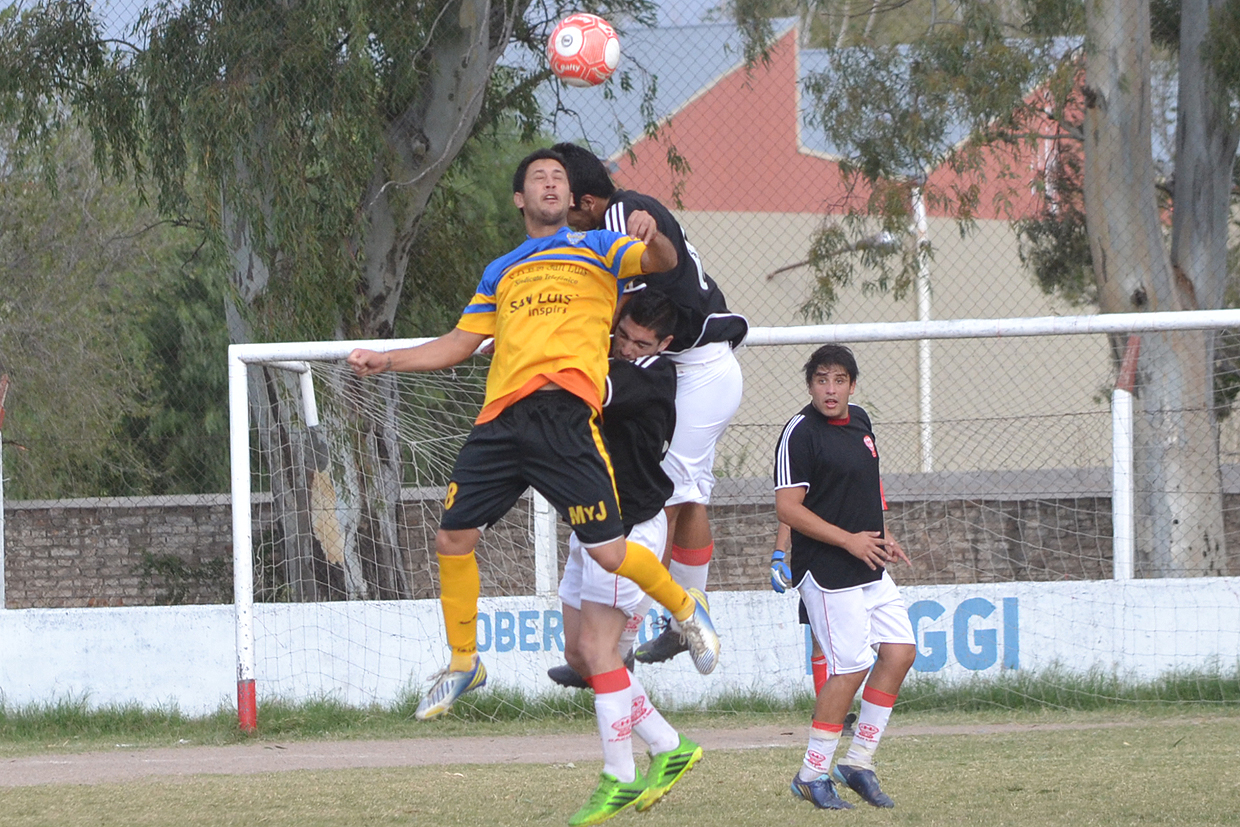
[0,123,158,498]
[397,134,536,338]
[122,261,232,495]
[794,1,1059,317]
[1204,0,1240,117]
[135,551,233,605]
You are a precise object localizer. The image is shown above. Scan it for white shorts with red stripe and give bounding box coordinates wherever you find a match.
[661,342,743,506]
[559,511,668,615]
[797,570,915,676]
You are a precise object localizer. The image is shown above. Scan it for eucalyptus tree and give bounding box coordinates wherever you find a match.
[0,0,656,599]
[736,0,1240,575]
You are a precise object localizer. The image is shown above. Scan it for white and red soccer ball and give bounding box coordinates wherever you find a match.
[548,13,621,88]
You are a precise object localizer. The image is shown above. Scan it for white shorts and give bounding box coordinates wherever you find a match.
[797,571,915,676]
[559,511,668,615]
[662,343,743,506]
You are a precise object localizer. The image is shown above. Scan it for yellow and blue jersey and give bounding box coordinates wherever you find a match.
[456,226,648,423]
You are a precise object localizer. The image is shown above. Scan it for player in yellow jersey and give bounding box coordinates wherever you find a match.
[347,149,720,721]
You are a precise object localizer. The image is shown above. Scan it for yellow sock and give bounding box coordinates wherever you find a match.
[438,551,481,672]
[614,541,694,621]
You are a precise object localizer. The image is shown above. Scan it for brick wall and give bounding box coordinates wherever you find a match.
[5,474,1240,608]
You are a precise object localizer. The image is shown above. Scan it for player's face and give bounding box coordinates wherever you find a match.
[514,159,571,230]
[808,364,855,420]
[567,193,606,231]
[612,316,672,361]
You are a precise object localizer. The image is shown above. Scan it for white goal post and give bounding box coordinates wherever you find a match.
[229,309,1240,731]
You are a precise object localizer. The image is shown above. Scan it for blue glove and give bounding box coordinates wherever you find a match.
[770,549,792,593]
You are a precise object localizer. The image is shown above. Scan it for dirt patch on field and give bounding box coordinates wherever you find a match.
[0,719,1153,788]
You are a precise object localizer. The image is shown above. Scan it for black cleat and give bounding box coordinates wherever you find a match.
[548,650,635,689]
[633,622,688,664]
[832,763,895,808]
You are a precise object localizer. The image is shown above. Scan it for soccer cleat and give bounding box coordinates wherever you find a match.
[678,588,720,674]
[414,656,487,721]
[633,621,688,664]
[568,771,648,826]
[832,763,895,808]
[636,734,703,811]
[843,711,858,737]
[548,650,635,690]
[791,773,854,810]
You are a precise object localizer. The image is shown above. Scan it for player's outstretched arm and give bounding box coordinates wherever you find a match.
[775,486,895,571]
[347,327,488,377]
[626,209,678,273]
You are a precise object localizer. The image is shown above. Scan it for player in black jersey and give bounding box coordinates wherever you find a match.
[774,344,916,811]
[554,290,703,825]
[553,142,747,665]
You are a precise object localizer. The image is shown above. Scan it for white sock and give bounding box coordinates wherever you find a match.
[620,597,654,658]
[669,543,712,594]
[627,670,680,755]
[841,685,897,769]
[797,721,842,781]
[667,544,712,632]
[589,668,635,782]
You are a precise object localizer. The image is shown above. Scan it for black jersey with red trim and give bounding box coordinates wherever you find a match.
[773,403,887,591]
[603,355,677,531]
[603,190,748,353]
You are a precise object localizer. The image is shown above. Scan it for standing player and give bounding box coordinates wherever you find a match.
[773,344,916,810]
[558,290,702,825]
[347,148,719,722]
[552,142,747,664]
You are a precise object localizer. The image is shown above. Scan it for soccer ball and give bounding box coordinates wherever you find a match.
[548,13,621,88]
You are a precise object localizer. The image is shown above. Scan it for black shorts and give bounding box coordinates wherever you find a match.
[439,389,625,545]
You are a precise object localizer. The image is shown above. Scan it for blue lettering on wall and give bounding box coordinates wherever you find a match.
[954,598,997,670]
[909,600,948,672]
[1003,597,1019,669]
[519,610,540,651]
[543,610,564,652]
[495,611,516,652]
[477,612,492,652]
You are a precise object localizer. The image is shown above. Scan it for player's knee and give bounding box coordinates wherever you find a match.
[435,528,476,557]
[584,538,625,572]
[564,639,588,676]
[879,642,917,673]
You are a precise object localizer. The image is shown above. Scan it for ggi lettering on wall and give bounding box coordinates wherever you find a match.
[802,596,1020,675]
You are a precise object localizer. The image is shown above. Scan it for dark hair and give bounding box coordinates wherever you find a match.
[551,141,616,205]
[619,289,678,341]
[803,344,858,386]
[512,148,568,194]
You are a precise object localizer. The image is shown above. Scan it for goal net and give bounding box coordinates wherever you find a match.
[229,312,1240,728]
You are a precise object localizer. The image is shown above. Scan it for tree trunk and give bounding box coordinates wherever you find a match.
[1084,0,1228,576]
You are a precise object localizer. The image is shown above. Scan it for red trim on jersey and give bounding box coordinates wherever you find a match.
[862,685,898,708]
[880,478,888,511]
[827,414,850,425]
[671,542,714,565]
[812,720,844,734]
[586,667,632,694]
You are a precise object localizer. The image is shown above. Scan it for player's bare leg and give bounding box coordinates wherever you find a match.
[585,536,719,674]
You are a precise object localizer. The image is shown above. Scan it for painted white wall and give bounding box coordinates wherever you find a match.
[2,579,1238,715]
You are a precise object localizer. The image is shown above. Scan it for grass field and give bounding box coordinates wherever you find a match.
[3,704,1240,826]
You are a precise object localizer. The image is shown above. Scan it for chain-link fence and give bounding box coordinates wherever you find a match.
[2,0,1239,609]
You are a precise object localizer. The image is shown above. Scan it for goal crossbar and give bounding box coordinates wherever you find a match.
[227,308,1240,730]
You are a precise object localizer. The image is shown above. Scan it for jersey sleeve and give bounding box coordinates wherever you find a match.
[774,414,813,490]
[455,259,502,336]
